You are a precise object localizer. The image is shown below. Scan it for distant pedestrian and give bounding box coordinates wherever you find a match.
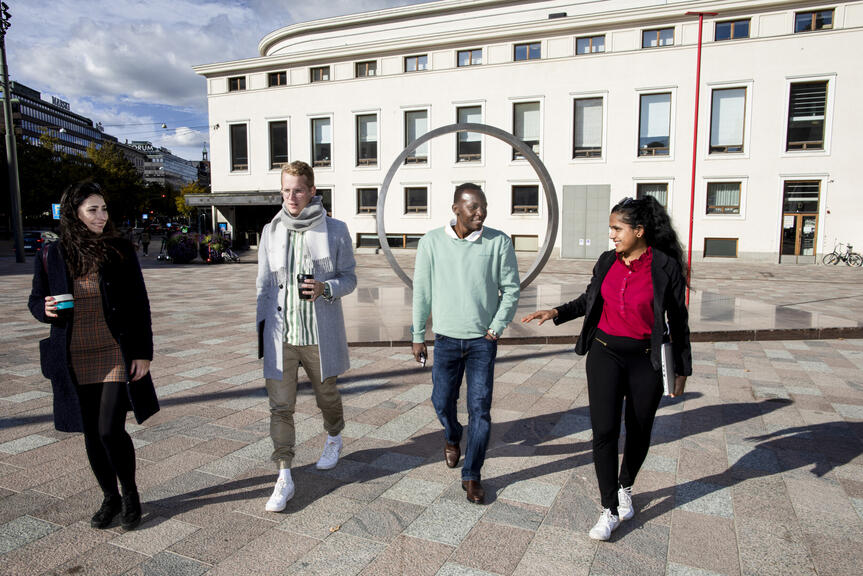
[411,183,520,505]
[256,161,357,512]
[28,181,158,532]
[523,195,691,541]
[140,228,151,256]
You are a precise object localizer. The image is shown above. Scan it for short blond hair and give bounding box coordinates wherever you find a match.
[280,160,315,188]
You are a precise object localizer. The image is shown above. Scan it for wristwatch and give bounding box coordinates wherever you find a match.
[486,328,498,340]
[322,282,332,299]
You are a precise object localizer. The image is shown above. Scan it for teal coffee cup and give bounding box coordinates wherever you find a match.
[53,294,74,319]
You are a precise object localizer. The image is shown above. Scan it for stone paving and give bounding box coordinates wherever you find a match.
[0,253,862,575]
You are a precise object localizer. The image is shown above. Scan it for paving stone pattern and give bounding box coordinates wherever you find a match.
[0,255,861,574]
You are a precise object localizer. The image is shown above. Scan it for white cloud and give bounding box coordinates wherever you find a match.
[7,0,432,160]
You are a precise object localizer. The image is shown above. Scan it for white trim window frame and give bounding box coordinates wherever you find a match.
[309,114,334,170]
[403,106,431,166]
[705,80,753,160]
[633,178,673,210]
[401,182,432,218]
[510,97,544,162]
[355,185,380,216]
[508,179,542,217]
[570,90,608,163]
[782,74,836,157]
[635,86,676,161]
[354,110,380,168]
[454,101,485,166]
[703,176,747,219]
[267,116,290,172]
[227,121,250,174]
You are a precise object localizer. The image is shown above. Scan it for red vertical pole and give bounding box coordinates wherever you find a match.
[685,12,716,307]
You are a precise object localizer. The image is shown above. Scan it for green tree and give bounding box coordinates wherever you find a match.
[176,181,205,219]
[87,142,146,223]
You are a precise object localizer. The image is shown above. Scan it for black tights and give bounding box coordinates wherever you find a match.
[77,382,137,498]
[586,329,664,511]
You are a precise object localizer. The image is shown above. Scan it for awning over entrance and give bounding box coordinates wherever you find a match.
[185,192,280,207]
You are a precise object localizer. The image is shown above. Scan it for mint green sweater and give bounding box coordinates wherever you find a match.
[412,226,520,343]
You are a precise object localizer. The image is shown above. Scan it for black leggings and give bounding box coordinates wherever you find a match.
[77,382,137,498]
[586,329,664,511]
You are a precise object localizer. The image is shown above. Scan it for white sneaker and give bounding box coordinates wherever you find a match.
[264,476,295,512]
[617,486,634,521]
[316,434,342,470]
[588,508,620,541]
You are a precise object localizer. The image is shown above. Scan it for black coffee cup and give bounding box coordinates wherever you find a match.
[297,274,314,300]
[53,293,74,319]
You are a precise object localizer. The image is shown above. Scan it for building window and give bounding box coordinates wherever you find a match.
[642,27,674,48]
[405,55,428,72]
[709,87,746,153]
[514,42,541,61]
[704,238,738,257]
[637,182,668,206]
[458,49,482,67]
[512,235,539,252]
[457,106,482,162]
[513,101,540,160]
[316,188,332,217]
[404,187,428,213]
[512,185,539,214]
[787,81,827,150]
[229,124,248,171]
[638,93,671,156]
[795,9,833,33]
[573,97,603,158]
[706,182,741,214]
[228,76,246,91]
[268,71,287,87]
[576,35,605,54]
[357,188,378,214]
[404,110,429,164]
[311,117,331,167]
[310,66,330,83]
[356,114,378,166]
[715,19,750,41]
[268,121,288,170]
[356,61,377,77]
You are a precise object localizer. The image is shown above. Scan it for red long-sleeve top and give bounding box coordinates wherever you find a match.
[597,247,654,339]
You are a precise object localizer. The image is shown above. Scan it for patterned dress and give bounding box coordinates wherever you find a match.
[69,273,126,385]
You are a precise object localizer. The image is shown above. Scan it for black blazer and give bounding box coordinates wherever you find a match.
[28,238,158,432]
[553,248,692,377]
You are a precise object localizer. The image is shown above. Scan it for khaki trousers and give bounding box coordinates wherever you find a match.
[265,343,344,469]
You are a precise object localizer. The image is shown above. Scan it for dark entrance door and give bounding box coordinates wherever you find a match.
[779,181,820,264]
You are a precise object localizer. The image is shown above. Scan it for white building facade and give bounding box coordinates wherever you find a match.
[192,0,863,263]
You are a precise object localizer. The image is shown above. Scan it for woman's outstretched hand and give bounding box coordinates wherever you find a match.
[521,309,558,325]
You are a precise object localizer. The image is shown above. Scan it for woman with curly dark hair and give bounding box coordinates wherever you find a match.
[29,181,158,531]
[522,195,691,541]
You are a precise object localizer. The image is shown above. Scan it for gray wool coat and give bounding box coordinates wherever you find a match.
[256,213,357,381]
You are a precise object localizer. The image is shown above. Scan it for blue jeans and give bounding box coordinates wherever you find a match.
[431,333,497,482]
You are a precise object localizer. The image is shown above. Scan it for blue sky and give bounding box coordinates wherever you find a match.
[7,0,431,161]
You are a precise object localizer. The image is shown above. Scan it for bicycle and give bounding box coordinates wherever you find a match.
[822,242,863,266]
[221,246,241,263]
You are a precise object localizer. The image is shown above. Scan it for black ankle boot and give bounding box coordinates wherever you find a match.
[121,491,141,530]
[90,494,122,529]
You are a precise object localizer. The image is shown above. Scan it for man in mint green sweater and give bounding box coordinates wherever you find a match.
[411,183,520,504]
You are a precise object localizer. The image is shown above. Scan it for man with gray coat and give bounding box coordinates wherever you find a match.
[256,160,357,512]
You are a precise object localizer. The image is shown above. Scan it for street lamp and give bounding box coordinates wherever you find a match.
[1,1,24,263]
[684,11,718,306]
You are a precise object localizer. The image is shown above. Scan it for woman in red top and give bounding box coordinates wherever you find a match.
[523,195,691,541]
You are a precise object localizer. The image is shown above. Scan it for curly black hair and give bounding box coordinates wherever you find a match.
[59,180,121,277]
[611,195,688,282]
